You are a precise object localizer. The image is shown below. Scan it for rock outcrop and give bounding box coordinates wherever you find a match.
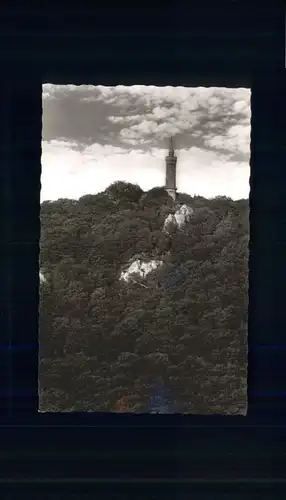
[39,271,46,284]
[120,258,163,283]
[163,203,194,233]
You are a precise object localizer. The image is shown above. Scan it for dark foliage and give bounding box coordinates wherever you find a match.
[39,182,248,414]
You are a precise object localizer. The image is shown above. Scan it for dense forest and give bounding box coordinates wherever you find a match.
[39,181,248,414]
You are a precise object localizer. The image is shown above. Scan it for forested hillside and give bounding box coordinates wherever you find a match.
[39,181,248,414]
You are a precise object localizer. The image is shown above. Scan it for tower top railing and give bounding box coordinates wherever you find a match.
[167,136,176,158]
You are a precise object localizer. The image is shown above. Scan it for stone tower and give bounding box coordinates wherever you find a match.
[165,137,177,201]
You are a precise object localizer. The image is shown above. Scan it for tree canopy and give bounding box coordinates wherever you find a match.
[39,181,248,414]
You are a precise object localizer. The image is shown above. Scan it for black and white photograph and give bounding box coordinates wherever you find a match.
[39,84,250,414]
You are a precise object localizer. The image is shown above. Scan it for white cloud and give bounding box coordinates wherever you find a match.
[41,140,164,202]
[41,140,250,202]
[175,147,249,200]
[101,86,250,147]
[41,85,251,201]
[205,124,250,155]
[42,84,98,100]
[233,99,249,114]
[93,85,249,111]
[120,120,182,142]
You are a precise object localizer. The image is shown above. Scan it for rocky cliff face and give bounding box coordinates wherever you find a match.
[120,258,163,283]
[39,270,46,283]
[120,203,194,283]
[163,203,194,233]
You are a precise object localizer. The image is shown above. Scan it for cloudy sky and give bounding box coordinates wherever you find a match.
[41,84,250,202]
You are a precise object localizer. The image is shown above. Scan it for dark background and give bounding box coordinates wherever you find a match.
[0,1,285,496]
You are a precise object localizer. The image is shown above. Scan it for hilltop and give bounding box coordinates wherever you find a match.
[39,181,248,414]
